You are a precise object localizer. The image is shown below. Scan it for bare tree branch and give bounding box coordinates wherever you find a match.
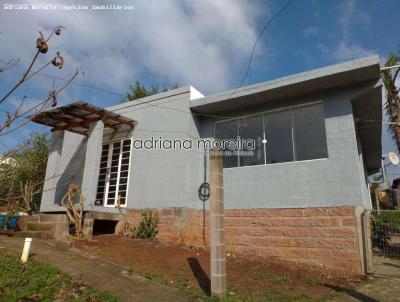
[0,50,40,104]
[0,58,19,73]
[0,68,79,135]
[0,26,65,105]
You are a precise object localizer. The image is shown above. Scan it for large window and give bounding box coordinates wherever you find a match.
[265,110,294,164]
[239,116,264,166]
[215,120,238,168]
[215,103,327,168]
[96,138,132,207]
[293,104,327,161]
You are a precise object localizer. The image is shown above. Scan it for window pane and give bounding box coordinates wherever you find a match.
[239,116,264,166]
[215,120,238,168]
[96,144,109,206]
[265,110,294,163]
[293,104,327,161]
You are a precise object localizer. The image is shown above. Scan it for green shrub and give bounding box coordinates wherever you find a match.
[372,211,400,226]
[124,210,159,239]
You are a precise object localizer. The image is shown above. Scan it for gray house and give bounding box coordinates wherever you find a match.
[33,55,382,274]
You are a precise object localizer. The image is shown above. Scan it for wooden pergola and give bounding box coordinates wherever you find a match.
[31,102,136,136]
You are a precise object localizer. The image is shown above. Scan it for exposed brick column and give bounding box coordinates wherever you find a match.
[209,151,226,298]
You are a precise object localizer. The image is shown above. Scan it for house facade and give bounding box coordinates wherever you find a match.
[37,55,382,274]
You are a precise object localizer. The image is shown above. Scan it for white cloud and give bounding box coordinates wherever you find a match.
[327,0,373,62]
[303,26,319,37]
[333,40,373,61]
[338,0,371,40]
[0,1,267,97]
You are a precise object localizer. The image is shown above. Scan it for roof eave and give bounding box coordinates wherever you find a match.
[190,55,381,114]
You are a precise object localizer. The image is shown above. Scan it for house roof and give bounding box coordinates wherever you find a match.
[190,55,381,113]
[31,101,136,136]
[190,55,382,174]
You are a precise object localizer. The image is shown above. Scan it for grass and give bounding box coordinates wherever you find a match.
[250,265,292,284]
[177,286,339,302]
[372,210,400,226]
[126,266,340,302]
[0,254,120,302]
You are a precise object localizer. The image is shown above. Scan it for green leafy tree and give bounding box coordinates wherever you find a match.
[382,48,400,152]
[122,81,178,102]
[0,133,49,212]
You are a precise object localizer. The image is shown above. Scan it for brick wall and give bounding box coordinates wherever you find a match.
[126,206,367,274]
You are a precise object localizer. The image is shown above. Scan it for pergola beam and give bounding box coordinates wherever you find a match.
[51,127,88,136]
[30,101,136,136]
[81,104,135,128]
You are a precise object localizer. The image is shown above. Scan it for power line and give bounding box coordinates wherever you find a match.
[0,58,125,98]
[227,0,293,99]
[0,0,294,117]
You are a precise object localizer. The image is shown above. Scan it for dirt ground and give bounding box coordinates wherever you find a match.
[2,235,400,301]
[73,235,361,299]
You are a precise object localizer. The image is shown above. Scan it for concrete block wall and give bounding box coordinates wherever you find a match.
[126,206,370,274]
[17,214,69,240]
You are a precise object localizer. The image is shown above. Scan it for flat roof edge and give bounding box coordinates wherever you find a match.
[190,55,380,109]
[106,85,192,112]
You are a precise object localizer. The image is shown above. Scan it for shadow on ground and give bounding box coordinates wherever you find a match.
[326,284,379,302]
[187,257,210,296]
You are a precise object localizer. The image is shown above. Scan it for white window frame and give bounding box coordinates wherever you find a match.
[98,138,132,208]
[214,101,327,168]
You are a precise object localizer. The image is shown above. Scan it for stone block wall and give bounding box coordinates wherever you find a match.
[17,213,69,240]
[126,206,370,274]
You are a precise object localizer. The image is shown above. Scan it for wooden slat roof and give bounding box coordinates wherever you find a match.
[31,101,136,136]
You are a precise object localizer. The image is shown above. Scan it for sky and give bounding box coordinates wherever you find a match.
[0,0,400,179]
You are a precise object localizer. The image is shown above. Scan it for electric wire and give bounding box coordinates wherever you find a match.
[0,0,294,122]
[227,0,293,100]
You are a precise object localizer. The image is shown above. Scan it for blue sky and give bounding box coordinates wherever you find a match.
[0,0,400,179]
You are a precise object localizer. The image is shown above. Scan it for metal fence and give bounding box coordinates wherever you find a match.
[370,210,400,259]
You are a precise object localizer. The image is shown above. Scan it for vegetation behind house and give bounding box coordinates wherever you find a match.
[122,81,178,102]
[0,133,49,212]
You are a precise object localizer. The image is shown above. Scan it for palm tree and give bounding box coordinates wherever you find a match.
[382,50,400,152]
[122,81,179,102]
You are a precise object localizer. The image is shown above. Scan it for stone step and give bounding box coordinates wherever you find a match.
[20,215,40,221]
[25,222,53,231]
[13,231,53,240]
[17,215,41,231]
[40,213,67,223]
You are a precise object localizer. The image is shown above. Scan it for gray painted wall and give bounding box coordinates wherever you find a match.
[40,83,374,212]
[198,84,373,210]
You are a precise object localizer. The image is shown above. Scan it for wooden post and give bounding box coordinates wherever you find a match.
[375,188,380,214]
[209,151,226,298]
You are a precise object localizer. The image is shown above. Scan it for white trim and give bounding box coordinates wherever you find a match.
[125,138,133,207]
[222,157,328,170]
[190,86,204,100]
[99,138,132,208]
[103,143,112,207]
[263,115,267,165]
[291,109,296,161]
[114,141,123,207]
